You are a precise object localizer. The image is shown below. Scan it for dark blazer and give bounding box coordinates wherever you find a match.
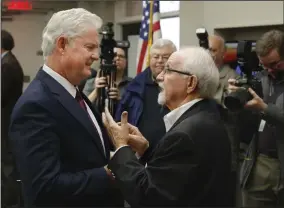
[109,99,232,207]
[9,69,123,207]
[1,51,24,165]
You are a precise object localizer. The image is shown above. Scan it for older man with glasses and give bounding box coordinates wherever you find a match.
[102,46,233,207]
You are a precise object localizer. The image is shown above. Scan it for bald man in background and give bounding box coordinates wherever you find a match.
[209,35,239,106]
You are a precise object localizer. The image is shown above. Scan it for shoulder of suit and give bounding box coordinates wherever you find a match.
[221,65,239,78]
[2,52,23,70]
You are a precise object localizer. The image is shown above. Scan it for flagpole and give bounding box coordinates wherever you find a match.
[146,0,154,66]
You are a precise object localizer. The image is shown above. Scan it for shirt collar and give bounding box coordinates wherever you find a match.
[1,51,8,59]
[42,64,77,98]
[163,98,203,132]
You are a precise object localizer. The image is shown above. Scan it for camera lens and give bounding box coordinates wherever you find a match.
[224,88,252,111]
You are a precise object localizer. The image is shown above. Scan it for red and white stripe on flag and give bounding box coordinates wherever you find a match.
[136,0,162,75]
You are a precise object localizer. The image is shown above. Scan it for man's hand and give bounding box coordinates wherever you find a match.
[104,166,115,181]
[95,76,107,89]
[126,123,149,156]
[117,122,149,156]
[108,87,120,100]
[102,107,129,149]
[227,78,246,94]
[245,88,267,111]
[228,79,267,112]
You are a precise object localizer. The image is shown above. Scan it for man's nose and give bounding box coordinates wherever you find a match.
[91,53,99,61]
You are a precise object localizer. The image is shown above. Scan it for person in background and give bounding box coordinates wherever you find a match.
[103,46,232,207]
[1,29,24,207]
[230,30,284,207]
[83,47,132,112]
[115,39,176,164]
[209,35,239,105]
[9,8,123,207]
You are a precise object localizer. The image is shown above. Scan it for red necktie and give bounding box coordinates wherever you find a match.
[75,89,87,111]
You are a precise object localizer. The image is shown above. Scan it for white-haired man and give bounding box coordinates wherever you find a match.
[103,46,232,206]
[9,8,123,207]
[115,39,176,164]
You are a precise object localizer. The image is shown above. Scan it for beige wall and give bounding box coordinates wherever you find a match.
[2,14,47,90]
[180,1,284,46]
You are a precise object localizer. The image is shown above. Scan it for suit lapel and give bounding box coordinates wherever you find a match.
[82,93,110,159]
[37,69,106,158]
[168,99,217,132]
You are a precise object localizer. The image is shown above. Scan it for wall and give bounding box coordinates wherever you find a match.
[180,1,284,46]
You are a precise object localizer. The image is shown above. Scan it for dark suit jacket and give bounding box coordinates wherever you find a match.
[1,51,24,165]
[9,69,123,207]
[109,99,232,207]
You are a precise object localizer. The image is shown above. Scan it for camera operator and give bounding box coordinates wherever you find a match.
[228,30,284,207]
[83,47,132,108]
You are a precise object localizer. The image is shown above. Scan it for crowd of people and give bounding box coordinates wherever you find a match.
[2,8,284,208]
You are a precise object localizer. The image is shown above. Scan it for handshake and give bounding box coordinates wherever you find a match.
[102,107,149,157]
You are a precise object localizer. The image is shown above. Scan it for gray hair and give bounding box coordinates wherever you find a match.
[41,8,103,61]
[150,38,177,54]
[255,30,284,59]
[179,46,219,98]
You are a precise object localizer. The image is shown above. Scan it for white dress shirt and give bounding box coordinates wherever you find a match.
[163,98,203,132]
[2,51,8,59]
[42,64,106,155]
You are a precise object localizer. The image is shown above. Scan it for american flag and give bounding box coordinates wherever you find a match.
[136,0,162,74]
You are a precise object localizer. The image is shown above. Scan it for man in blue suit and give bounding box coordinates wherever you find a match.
[9,8,123,207]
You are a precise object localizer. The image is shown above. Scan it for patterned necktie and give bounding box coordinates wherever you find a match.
[75,89,87,111]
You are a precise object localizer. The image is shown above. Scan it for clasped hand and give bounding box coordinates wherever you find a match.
[102,107,149,156]
[95,74,120,100]
[228,78,267,111]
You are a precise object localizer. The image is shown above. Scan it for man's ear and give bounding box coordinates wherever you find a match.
[56,36,68,54]
[187,75,198,94]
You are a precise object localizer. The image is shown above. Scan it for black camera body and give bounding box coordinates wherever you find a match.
[98,22,130,115]
[224,40,263,111]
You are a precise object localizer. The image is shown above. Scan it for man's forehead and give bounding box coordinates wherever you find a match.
[78,28,98,40]
[209,36,224,48]
[151,47,173,55]
[114,47,125,55]
[167,52,184,67]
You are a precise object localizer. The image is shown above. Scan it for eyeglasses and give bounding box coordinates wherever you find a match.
[163,67,193,76]
[115,54,125,59]
[259,59,284,70]
[151,54,171,61]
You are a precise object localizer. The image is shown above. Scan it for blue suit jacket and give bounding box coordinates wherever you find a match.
[9,69,123,207]
[115,68,152,124]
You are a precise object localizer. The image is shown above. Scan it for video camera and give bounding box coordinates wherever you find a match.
[195,28,263,111]
[97,22,130,115]
[224,40,263,111]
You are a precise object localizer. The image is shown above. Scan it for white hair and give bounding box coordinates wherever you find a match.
[179,46,220,98]
[158,82,166,105]
[41,8,103,61]
[150,38,177,54]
